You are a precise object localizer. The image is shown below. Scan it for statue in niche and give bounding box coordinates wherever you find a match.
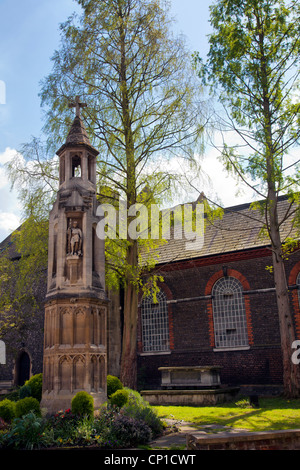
[67,219,83,256]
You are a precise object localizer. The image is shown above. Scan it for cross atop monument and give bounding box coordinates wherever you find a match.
[68,95,87,118]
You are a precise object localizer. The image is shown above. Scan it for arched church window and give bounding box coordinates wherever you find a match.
[141,290,170,353]
[212,276,249,349]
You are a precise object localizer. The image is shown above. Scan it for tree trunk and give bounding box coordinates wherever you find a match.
[271,239,300,398]
[120,240,138,389]
[257,15,300,396]
[118,4,139,389]
[268,189,300,397]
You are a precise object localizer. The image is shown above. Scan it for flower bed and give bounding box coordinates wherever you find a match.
[0,377,164,450]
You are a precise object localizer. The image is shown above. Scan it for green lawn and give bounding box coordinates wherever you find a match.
[154,397,300,432]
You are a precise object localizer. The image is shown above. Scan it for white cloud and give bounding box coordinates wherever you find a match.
[0,167,8,190]
[0,212,20,233]
[0,147,23,242]
[0,147,21,165]
[142,140,258,211]
[200,146,258,207]
[0,147,25,189]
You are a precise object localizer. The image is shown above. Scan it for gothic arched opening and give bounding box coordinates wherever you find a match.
[15,350,31,386]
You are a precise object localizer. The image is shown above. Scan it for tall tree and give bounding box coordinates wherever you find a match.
[195,0,300,396]
[1,141,54,338]
[7,0,205,388]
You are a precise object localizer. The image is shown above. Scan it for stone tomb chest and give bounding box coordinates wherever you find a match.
[159,366,222,389]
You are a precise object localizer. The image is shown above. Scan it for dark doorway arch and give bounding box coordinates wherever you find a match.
[16,351,31,386]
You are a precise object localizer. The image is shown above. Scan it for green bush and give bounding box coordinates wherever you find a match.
[0,390,19,402]
[110,414,152,448]
[24,373,43,402]
[109,389,129,408]
[19,384,31,400]
[71,391,94,418]
[93,407,152,449]
[123,388,163,436]
[15,397,41,418]
[107,375,123,398]
[3,412,49,450]
[0,399,16,423]
[46,409,78,442]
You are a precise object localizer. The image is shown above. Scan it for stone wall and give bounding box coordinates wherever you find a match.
[187,429,300,450]
[0,269,46,386]
[141,387,240,406]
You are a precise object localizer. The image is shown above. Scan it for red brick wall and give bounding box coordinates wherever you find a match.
[137,248,300,391]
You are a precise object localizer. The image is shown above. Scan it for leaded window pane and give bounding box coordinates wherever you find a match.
[212,277,249,348]
[141,290,170,352]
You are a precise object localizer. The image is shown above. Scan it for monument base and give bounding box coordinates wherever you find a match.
[41,389,106,415]
[41,296,108,415]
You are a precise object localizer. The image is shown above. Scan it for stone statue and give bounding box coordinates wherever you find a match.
[67,220,82,256]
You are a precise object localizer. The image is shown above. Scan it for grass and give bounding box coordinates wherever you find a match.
[154,397,300,432]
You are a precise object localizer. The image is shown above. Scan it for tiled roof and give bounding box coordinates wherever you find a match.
[140,196,299,266]
[0,227,22,260]
[1,197,298,266]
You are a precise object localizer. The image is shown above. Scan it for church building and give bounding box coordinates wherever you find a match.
[136,196,300,396]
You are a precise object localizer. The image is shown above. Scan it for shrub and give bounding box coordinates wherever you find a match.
[109,389,129,409]
[93,405,116,432]
[46,409,78,442]
[235,397,252,408]
[15,397,41,418]
[24,373,43,402]
[4,412,48,450]
[71,391,94,418]
[72,416,95,445]
[110,414,152,448]
[0,390,19,402]
[123,389,163,436]
[0,399,16,423]
[0,417,8,431]
[126,388,149,407]
[19,384,31,400]
[107,375,123,398]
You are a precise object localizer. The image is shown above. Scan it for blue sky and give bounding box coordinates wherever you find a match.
[0,0,211,152]
[0,0,254,242]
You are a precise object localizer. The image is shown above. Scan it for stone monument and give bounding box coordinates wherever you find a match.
[41,97,108,414]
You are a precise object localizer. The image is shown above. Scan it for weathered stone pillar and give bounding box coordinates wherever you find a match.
[41,98,108,415]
